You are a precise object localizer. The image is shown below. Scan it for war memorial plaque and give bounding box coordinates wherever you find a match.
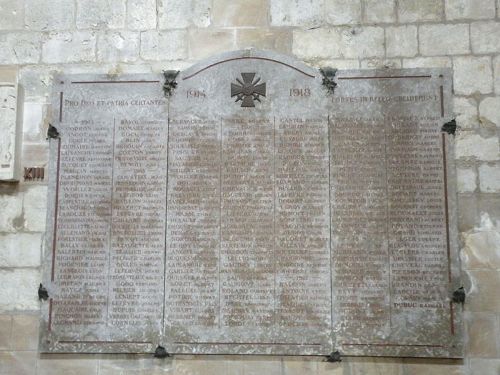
[41,50,463,358]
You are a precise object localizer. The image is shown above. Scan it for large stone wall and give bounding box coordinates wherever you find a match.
[0,0,499,373]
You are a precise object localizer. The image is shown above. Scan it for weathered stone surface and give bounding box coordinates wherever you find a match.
[97,31,139,63]
[402,57,451,68]
[0,351,38,375]
[0,315,12,350]
[270,0,324,26]
[0,0,25,30]
[454,97,478,129]
[236,29,291,54]
[25,0,75,31]
[11,314,39,350]
[188,29,235,59]
[457,168,477,193]
[469,359,500,375]
[293,27,384,59]
[453,56,493,95]
[324,0,362,25]
[0,269,40,312]
[446,0,496,20]
[23,185,47,232]
[494,56,500,94]
[76,0,126,29]
[479,97,500,127]
[462,213,500,269]
[403,359,465,375]
[126,0,156,30]
[0,193,24,232]
[471,22,500,54]
[419,24,470,56]
[213,0,268,27]
[467,270,500,312]
[140,30,188,60]
[466,312,499,358]
[359,58,401,69]
[0,233,42,267]
[0,32,43,64]
[37,356,99,375]
[42,32,96,64]
[398,0,443,22]
[348,358,404,375]
[363,0,395,23]
[479,164,500,192]
[158,0,211,28]
[385,25,417,57]
[455,133,499,160]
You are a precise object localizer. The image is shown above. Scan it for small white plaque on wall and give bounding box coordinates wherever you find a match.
[0,70,24,181]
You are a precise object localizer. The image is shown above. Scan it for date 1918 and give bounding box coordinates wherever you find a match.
[290,88,311,97]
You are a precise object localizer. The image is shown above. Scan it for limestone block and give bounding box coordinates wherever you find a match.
[467,269,500,312]
[293,27,384,59]
[324,0,362,25]
[445,0,496,20]
[76,0,126,29]
[236,29,292,53]
[98,356,174,375]
[457,168,476,193]
[471,22,500,54]
[42,31,96,63]
[19,65,58,100]
[140,30,188,61]
[403,359,465,374]
[479,97,500,129]
[23,185,47,232]
[270,0,324,27]
[0,193,24,232]
[0,315,12,350]
[360,59,402,69]
[462,213,500,269]
[0,233,41,267]
[402,57,452,68]
[454,97,478,129]
[457,194,479,232]
[317,360,344,374]
[466,312,499,358]
[282,358,318,375]
[453,56,492,95]
[0,269,40,312]
[348,358,404,375]
[495,56,500,94]
[363,0,395,23]
[398,0,443,22]
[455,133,499,161]
[188,30,235,60]
[213,0,268,27]
[37,357,99,375]
[0,352,37,375]
[0,32,42,64]
[11,314,39,350]
[173,358,232,375]
[312,59,360,69]
[242,359,281,375]
[158,0,211,28]
[469,359,500,375]
[0,0,25,30]
[25,0,75,31]
[127,0,156,30]
[479,164,500,193]
[419,24,470,56]
[22,102,46,142]
[385,25,418,58]
[97,31,139,63]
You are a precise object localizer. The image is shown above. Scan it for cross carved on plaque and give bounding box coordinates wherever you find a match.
[230,73,266,107]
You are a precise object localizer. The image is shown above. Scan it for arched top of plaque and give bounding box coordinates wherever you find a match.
[180,49,320,82]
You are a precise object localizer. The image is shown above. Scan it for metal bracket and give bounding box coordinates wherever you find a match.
[451,286,465,304]
[441,119,457,135]
[154,345,170,358]
[320,67,338,95]
[163,70,180,97]
[38,284,49,301]
[326,350,342,362]
[46,124,60,140]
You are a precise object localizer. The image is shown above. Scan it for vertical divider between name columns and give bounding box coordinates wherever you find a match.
[162,108,171,338]
[218,117,223,329]
[328,114,334,341]
[106,117,117,323]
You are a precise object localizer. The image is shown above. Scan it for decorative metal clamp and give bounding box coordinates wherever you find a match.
[326,350,342,362]
[46,124,60,140]
[451,286,465,304]
[320,67,338,95]
[441,119,457,135]
[163,71,180,97]
[38,284,49,301]
[154,345,170,358]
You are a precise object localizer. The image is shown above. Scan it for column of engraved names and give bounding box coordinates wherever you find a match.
[53,118,112,327]
[387,115,450,334]
[108,118,167,328]
[166,119,219,328]
[220,117,274,330]
[330,116,390,341]
[275,117,331,335]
